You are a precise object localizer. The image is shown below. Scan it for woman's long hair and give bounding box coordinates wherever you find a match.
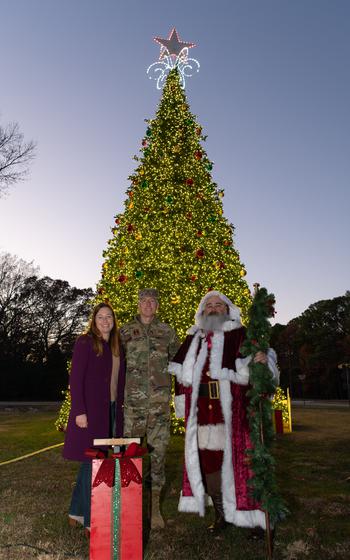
[85,302,120,357]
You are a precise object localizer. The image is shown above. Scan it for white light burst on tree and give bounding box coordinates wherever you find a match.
[147,28,200,89]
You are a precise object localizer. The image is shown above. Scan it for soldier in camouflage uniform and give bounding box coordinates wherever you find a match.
[120,289,179,529]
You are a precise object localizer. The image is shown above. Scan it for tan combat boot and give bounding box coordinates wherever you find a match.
[151,489,165,529]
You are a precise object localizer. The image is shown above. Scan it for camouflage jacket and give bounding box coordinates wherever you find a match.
[120,316,180,408]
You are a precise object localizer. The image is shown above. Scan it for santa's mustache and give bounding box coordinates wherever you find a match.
[200,312,229,331]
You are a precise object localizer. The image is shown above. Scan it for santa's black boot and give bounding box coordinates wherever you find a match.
[207,493,228,535]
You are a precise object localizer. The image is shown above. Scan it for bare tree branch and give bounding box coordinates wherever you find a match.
[0,121,36,196]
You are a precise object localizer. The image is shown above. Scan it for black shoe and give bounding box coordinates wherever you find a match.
[207,493,228,535]
[207,515,228,535]
[248,527,275,541]
[248,527,265,540]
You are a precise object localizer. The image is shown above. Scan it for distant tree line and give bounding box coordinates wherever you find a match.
[271,292,350,399]
[0,252,93,400]
[1,250,349,401]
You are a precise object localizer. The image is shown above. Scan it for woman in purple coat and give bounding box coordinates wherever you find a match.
[63,302,125,532]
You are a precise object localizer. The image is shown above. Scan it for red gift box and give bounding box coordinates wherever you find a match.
[274,409,284,434]
[90,453,143,560]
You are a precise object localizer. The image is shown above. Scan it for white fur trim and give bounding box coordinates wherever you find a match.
[174,395,185,418]
[233,355,252,385]
[168,361,183,382]
[207,331,225,379]
[208,331,245,382]
[178,492,213,513]
[180,331,202,387]
[182,338,208,516]
[220,377,266,528]
[178,494,200,513]
[198,424,225,450]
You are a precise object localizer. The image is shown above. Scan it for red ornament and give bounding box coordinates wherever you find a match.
[196,230,203,237]
[98,288,104,295]
[186,178,194,186]
[127,224,134,233]
[115,218,120,225]
[223,240,230,246]
[118,275,127,283]
[190,275,197,282]
[251,339,259,346]
[142,139,147,146]
[216,261,225,269]
[185,212,193,220]
[128,191,134,198]
[195,248,204,259]
[194,150,202,160]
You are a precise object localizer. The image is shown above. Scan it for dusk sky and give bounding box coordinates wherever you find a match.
[0,0,349,325]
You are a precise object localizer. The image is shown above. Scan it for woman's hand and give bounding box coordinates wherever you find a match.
[75,414,88,428]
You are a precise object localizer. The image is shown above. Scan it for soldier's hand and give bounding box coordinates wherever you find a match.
[76,414,88,428]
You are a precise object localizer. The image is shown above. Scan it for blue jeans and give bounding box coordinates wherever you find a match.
[69,462,92,528]
[69,402,115,527]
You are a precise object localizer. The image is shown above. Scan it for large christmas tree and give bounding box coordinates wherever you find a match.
[97,67,251,338]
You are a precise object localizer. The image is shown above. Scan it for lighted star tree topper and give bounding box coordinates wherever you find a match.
[147,27,200,89]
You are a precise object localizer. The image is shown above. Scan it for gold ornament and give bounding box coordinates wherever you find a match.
[170,294,181,304]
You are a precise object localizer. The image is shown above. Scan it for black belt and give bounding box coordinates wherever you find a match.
[198,381,220,399]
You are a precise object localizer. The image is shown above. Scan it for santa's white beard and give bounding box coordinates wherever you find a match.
[199,312,230,332]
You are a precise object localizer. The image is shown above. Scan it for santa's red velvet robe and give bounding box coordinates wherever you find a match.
[170,321,269,529]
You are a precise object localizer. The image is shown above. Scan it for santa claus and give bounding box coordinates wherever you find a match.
[169,291,279,534]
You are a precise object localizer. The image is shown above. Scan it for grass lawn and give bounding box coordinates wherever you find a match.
[0,405,349,559]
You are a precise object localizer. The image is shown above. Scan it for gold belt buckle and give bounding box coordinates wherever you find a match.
[208,381,220,399]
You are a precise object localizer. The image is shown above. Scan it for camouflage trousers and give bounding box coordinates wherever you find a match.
[123,401,170,491]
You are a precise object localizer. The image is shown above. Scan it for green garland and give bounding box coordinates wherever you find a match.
[240,287,289,524]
